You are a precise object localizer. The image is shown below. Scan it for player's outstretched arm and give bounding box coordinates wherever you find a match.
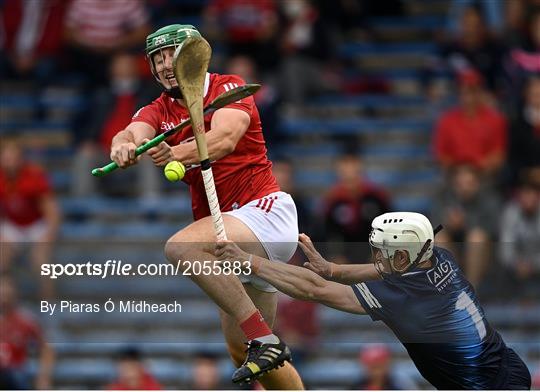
[172,108,250,165]
[215,241,366,315]
[299,234,381,284]
[110,122,156,168]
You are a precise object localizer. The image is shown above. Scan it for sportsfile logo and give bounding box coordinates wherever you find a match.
[427,260,456,291]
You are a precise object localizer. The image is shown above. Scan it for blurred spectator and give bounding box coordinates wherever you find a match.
[71,53,160,200]
[272,158,311,233]
[321,150,390,262]
[279,0,340,104]
[433,69,507,177]
[0,0,67,82]
[0,140,60,298]
[0,275,55,389]
[106,347,162,390]
[352,345,416,390]
[447,0,504,36]
[433,165,501,288]
[508,76,540,186]
[319,0,403,39]
[503,6,540,105]
[225,55,281,148]
[203,0,280,72]
[503,0,529,47]
[64,0,151,87]
[499,174,540,299]
[190,352,221,390]
[439,5,505,92]
[275,292,319,367]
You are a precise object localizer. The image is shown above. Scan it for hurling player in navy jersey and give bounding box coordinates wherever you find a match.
[216,212,532,389]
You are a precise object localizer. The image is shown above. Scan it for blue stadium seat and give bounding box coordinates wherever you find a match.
[282,118,432,135]
[311,94,428,107]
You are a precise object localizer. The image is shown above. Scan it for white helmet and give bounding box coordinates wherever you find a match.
[369,212,434,274]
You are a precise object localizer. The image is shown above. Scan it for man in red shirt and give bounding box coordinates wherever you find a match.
[105,347,162,390]
[323,152,390,263]
[0,276,54,389]
[433,70,508,176]
[0,141,60,297]
[109,25,303,387]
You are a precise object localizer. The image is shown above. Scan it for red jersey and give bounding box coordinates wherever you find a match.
[131,73,279,220]
[0,309,42,369]
[434,105,507,168]
[0,164,51,227]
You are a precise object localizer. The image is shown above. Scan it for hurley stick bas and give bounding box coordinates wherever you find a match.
[173,36,227,241]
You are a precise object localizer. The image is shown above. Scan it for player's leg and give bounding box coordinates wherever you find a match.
[165,214,292,382]
[221,191,303,386]
[165,214,268,323]
[220,284,305,390]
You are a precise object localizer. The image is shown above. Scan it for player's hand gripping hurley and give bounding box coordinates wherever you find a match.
[91,84,260,177]
[173,36,226,240]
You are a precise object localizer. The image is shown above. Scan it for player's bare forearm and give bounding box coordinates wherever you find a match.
[215,240,366,314]
[330,263,381,284]
[111,129,135,146]
[172,131,236,164]
[173,108,249,164]
[111,122,155,148]
[299,233,380,283]
[252,255,330,302]
[253,255,366,314]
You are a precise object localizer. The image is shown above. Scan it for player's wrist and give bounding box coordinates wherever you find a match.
[248,254,263,274]
[327,262,335,279]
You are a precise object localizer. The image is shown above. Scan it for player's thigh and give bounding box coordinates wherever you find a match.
[220,284,278,365]
[165,214,268,262]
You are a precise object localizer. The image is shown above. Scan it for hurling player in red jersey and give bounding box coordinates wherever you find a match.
[109,25,303,387]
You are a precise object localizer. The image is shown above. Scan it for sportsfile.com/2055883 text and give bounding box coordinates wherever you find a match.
[40,260,252,279]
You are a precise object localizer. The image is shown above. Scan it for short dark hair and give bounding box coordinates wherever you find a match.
[116,346,142,361]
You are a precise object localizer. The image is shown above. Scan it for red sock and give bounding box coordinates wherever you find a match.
[240,310,273,341]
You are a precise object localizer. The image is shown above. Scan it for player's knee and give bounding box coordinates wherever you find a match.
[164,237,189,264]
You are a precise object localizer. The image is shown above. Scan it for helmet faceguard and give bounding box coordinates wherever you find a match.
[369,212,435,277]
[370,240,433,277]
[145,24,202,98]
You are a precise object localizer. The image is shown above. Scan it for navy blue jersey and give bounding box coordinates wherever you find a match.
[351,246,527,389]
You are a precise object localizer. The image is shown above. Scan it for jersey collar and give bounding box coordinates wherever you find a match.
[170,72,210,102]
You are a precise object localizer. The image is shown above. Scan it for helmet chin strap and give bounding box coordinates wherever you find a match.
[165,86,183,99]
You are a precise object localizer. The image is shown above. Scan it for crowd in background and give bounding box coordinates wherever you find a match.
[1,0,539,389]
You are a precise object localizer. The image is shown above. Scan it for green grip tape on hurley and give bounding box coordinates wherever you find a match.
[91,134,166,177]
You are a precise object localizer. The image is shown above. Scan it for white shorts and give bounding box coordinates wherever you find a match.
[1,220,47,243]
[224,191,298,292]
